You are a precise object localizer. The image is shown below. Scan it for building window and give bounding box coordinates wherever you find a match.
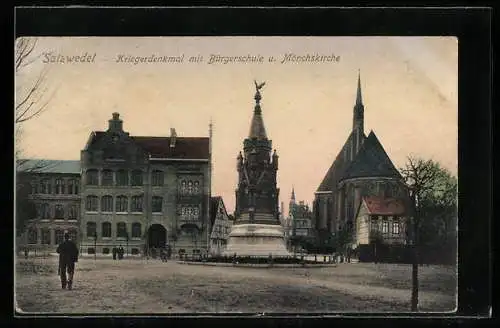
[55,229,65,245]
[102,222,111,238]
[370,216,378,232]
[86,195,98,212]
[87,248,95,255]
[102,248,110,255]
[131,195,143,212]
[131,170,143,186]
[382,220,389,234]
[194,181,200,194]
[68,179,74,194]
[180,179,201,195]
[41,228,51,245]
[86,169,99,185]
[74,180,79,194]
[180,205,200,221]
[31,182,38,195]
[116,195,128,212]
[40,179,51,194]
[117,222,127,238]
[152,170,164,186]
[131,222,141,238]
[41,203,51,219]
[392,220,400,235]
[101,195,113,212]
[55,179,64,194]
[54,204,64,219]
[102,170,114,186]
[87,222,97,238]
[68,205,77,219]
[28,228,37,244]
[152,196,163,213]
[67,229,77,242]
[131,248,139,255]
[116,170,128,186]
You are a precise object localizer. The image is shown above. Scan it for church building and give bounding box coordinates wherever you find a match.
[313,73,409,247]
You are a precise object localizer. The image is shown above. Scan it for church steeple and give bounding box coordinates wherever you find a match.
[356,70,363,106]
[352,70,365,158]
[248,81,268,140]
[291,187,296,202]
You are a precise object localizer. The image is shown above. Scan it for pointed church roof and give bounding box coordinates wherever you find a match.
[291,187,296,201]
[356,70,363,106]
[316,131,363,192]
[340,131,401,181]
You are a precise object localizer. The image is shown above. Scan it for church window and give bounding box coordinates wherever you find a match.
[54,204,64,218]
[132,222,142,238]
[131,195,143,212]
[86,170,98,185]
[28,228,37,244]
[102,222,111,238]
[101,195,113,212]
[102,170,114,186]
[116,222,127,238]
[152,196,163,213]
[86,195,98,212]
[116,170,129,186]
[55,179,64,194]
[41,228,51,245]
[152,170,164,186]
[87,222,97,238]
[131,170,143,186]
[116,195,128,212]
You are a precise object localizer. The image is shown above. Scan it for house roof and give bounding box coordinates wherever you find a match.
[210,196,223,227]
[362,196,406,216]
[86,131,210,160]
[340,131,401,181]
[316,131,361,192]
[17,159,81,174]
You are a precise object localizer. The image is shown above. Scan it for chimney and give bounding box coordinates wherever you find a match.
[170,128,177,148]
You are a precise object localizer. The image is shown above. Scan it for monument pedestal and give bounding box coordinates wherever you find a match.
[223,223,291,257]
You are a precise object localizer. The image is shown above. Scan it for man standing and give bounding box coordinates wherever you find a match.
[56,233,79,290]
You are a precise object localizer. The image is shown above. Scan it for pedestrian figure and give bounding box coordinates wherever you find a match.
[56,233,79,290]
[112,247,117,260]
[118,245,124,260]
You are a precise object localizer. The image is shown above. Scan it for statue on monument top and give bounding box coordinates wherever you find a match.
[254,80,266,103]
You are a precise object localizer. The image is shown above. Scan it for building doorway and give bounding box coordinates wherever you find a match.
[148,224,167,249]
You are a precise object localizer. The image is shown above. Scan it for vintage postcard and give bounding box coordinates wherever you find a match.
[15,36,458,314]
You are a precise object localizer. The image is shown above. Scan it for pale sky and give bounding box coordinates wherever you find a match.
[15,37,458,215]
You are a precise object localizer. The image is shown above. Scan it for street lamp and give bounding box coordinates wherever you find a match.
[408,185,419,311]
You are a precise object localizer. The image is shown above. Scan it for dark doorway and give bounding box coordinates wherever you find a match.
[148,224,167,249]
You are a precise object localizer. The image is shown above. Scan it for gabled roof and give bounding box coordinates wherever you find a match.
[85,131,209,160]
[210,196,223,227]
[340,131,401,181]
[360,196,406,216]
[17,159,81,174]
[316,131,362,192]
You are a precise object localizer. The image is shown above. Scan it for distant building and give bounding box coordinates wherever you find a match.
[355,196,408,246]
[288,188,313,238]
[313,73,409,247]
[209,196,234,255]
[16,160,81,253]
[79,112,211,256]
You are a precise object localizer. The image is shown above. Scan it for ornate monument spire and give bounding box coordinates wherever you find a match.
[248,80,268,140]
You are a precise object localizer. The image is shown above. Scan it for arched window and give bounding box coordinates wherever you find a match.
[102,222,111,238]
[194,181,200,194]
[152,170,164,186]
[55,179,64,194]
[86,195,98,212]
[116,170,128,186]
[41,203,51,219]
[55,229,65,244]
[102,170,114,186]
[131,222,141,238]
[101,195,113,212]
[131,195,143,212]
[54,204,64,218]
[74,180,80,194]
[131,170,143,186]
[68,205,77,219]
[87,222,97,238]
[116,195,128,212]
[392,217,400,235]
[86,169,99,185]
[181,180,187,194]
[152,196,163,213]
[41,228,51,244]
[382,220,389,234]
[116,222,127,238]
[188,180,193,194]
[28,228,37,244]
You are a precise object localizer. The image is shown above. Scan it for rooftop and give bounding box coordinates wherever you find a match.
[17,159,81,174]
